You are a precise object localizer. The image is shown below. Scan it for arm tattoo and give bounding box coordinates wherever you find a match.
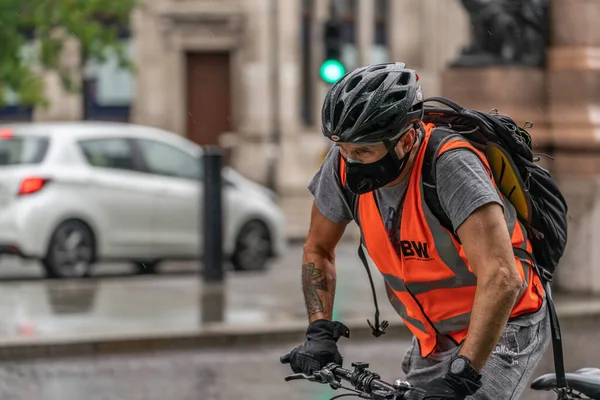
[331,275,336,308]
[302,262,329,317]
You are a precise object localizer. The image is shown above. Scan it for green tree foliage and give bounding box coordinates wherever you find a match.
[0,0,138,106]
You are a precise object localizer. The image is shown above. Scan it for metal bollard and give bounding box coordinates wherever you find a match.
[200,147,225,323]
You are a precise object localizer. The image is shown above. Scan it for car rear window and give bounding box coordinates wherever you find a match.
[0,132,50,165]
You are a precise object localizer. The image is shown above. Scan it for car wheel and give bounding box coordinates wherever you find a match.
[43,220,95,279]
[232,220,272,271]
[134,260,160,275]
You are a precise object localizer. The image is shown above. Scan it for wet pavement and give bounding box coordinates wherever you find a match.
[0,319,598,400]
[0,241,423,341]
[0,242,599,344]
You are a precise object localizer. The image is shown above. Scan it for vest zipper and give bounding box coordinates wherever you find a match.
[385,207,395,231]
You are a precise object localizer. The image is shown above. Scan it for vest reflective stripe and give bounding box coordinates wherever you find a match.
[338,123,544,357]
[419,181,478,291]
[385,284,428,333]
[382,271,476,294]
[435,312,472,334]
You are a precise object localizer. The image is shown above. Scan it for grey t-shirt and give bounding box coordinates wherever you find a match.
[307,132,546,327]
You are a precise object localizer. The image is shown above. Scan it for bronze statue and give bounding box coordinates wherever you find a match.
[451,0,548,67]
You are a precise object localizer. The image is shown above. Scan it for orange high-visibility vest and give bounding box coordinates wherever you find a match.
[339,123,544,357]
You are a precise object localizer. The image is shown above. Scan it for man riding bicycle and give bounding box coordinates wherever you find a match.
[282,62,551,399]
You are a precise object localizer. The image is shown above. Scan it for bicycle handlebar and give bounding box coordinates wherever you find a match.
[280,353,426,400]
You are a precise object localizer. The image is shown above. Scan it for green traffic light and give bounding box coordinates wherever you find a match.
[320,59,346,84]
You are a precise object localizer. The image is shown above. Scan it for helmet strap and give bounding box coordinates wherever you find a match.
[383,138,402,170]
[383,122,420,170]
[383,131,414,171]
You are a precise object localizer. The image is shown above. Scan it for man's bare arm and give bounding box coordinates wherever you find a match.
[302,202,347,322]
[456,202,523,371]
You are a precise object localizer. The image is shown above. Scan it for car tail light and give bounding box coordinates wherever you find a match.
[0,128,14,139]
[18,177,49,195]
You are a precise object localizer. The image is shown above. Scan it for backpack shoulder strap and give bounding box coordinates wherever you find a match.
[421,127,455,234]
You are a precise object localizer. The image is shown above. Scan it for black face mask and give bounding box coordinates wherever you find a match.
[344,146,413,195]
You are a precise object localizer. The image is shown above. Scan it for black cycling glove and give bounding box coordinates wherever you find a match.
[284,319,350,375]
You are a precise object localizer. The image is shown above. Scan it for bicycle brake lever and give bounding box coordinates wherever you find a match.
[315,369,342,389]
[316,369,337,383]
[284,373,318,382]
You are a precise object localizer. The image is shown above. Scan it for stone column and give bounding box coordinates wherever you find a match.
[130,0,171,130]
[235,0,273,137]
[277,0,323,195]
[548,0,600,294]
[277,0,302,137]
[387,0,470,98]
[221,0,275,185]
[356,0,374,67]
[420,0,470,97]
[387,0,422,67]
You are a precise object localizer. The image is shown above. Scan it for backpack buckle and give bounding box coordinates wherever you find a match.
[540,268,554,283]
[533,262,554,283]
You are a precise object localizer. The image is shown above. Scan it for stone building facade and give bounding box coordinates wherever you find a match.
[3,0,471,193]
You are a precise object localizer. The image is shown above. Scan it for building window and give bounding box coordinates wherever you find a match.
[373,0,390,64]
[82,28,134,122]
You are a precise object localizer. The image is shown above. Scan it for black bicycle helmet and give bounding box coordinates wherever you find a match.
[321,62,424,143]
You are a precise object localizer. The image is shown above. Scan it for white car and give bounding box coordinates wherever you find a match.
[0,122,287,278]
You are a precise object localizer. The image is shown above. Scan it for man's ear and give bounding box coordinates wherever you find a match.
[400,128,416,153]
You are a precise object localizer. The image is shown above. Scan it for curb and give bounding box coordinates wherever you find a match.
[0,317,413,361]
[0,302,598,361]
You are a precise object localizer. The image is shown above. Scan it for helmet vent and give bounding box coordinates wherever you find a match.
[342,101,366,131]
[397,72,411,86]
[345,75,363,93]
[384,91,407,106]
[367,65,388,72]
[409,101,423,113]
[333,101,345,129]
[362,73,387,94]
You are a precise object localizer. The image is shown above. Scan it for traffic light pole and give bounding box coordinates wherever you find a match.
[320,3,346,84]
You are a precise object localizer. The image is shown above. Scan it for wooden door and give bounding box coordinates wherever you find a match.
[185,52,232,146]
